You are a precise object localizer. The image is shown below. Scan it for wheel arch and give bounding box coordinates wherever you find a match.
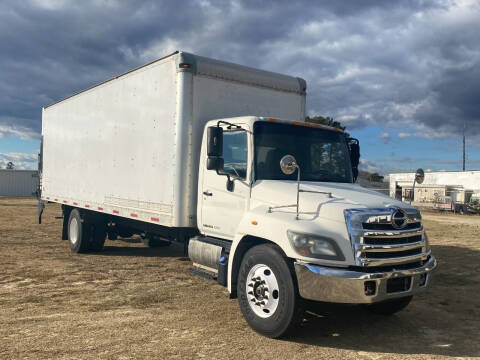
[229,235,289,299]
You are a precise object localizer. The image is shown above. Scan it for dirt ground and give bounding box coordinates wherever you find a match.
[0,198,479,360]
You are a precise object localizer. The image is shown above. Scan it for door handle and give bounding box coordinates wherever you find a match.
[203,191,213,196]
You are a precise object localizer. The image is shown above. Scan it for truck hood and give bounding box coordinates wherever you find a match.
[251,180,413,223]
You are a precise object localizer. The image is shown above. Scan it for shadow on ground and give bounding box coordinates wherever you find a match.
[94,239,185,258]
[284,244,480,357]
[63,231,480,357]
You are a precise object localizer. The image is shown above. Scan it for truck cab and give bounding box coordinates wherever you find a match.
[190,115,436,337]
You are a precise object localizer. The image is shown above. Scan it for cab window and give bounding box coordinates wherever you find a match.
[222,131,247,179]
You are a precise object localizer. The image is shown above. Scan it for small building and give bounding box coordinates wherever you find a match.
[0,169,39,197]
[389,170,480,206]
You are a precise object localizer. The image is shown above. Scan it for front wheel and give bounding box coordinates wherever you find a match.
[364,296,412,315]
[237,244,303,338]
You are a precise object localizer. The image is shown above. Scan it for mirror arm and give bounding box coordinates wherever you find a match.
[295,166,301,220]
[410,178,415,205]
[216,170,236,192]
[217,120,242,130]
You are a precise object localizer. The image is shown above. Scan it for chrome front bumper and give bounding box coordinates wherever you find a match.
[294,256,437,304]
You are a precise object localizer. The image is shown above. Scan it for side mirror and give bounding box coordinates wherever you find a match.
[347,138,360,182]
[415,168,425,184]
[207,126,223,157]
[207,126,224,172]
[410,168,425,205]
[280,155,298,175]
[207,157,224,171]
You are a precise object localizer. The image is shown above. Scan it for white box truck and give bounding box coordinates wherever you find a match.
[39,51,436,338]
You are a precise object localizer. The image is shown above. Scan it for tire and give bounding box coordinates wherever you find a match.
[68,209,90,253]
[68,209,106,253]
[365,296,412,315]
[89,219,106,252]
[237,244,303,338]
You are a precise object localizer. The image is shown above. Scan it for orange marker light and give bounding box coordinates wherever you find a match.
[267,117,277,122]
[293,121,302,126]
[251,221,258,225]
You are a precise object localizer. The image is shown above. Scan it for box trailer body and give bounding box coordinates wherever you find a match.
[41,52,306,228]
[39,51,436,338]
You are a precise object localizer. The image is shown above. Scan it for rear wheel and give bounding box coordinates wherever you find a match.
[365,296,412,315]
[68,209,106,253]
[89,218,106,251]
[237,244,303,338]
[68,209,89,253]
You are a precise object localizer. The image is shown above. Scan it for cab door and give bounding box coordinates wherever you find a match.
[200,126,251,240]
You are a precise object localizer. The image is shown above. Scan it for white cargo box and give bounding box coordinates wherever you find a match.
[41,51,306,228]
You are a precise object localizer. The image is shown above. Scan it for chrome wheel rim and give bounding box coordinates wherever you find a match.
[69,217,79,245]
[246,264,279,318]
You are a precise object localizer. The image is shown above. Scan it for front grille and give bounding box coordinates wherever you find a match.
[364,247,422,259]
[362,222,421,231]
[364,234,422,245]
[345,207,429,267]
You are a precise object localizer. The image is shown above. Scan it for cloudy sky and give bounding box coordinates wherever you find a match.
[1,0,479,174]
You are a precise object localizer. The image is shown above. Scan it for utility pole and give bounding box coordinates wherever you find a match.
[462,120,466,171]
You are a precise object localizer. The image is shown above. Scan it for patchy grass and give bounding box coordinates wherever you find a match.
[0,198,479,359]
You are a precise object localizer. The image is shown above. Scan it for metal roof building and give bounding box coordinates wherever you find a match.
[389,170,480,203]
[0,169,39,197]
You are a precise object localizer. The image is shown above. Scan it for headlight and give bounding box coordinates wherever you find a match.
[287,230,345,260]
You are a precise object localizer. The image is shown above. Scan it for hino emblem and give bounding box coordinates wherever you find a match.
[391,208,408,229]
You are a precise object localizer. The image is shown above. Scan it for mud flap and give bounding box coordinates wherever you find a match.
[38,199,45,224]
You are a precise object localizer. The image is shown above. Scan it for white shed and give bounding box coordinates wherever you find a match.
[0,170,39,197]
[389,170,480,203]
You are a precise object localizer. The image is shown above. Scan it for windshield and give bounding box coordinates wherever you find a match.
[254,122,353,183]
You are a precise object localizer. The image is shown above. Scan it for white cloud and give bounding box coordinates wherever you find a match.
[0,124,41,139]
[0,152,38,170]
[28,0,68,10]
[359,158,379,173]
[380,132,391,144]
[1,0,479,142]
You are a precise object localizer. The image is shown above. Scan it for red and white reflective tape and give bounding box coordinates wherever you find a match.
[42,197,162,224]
